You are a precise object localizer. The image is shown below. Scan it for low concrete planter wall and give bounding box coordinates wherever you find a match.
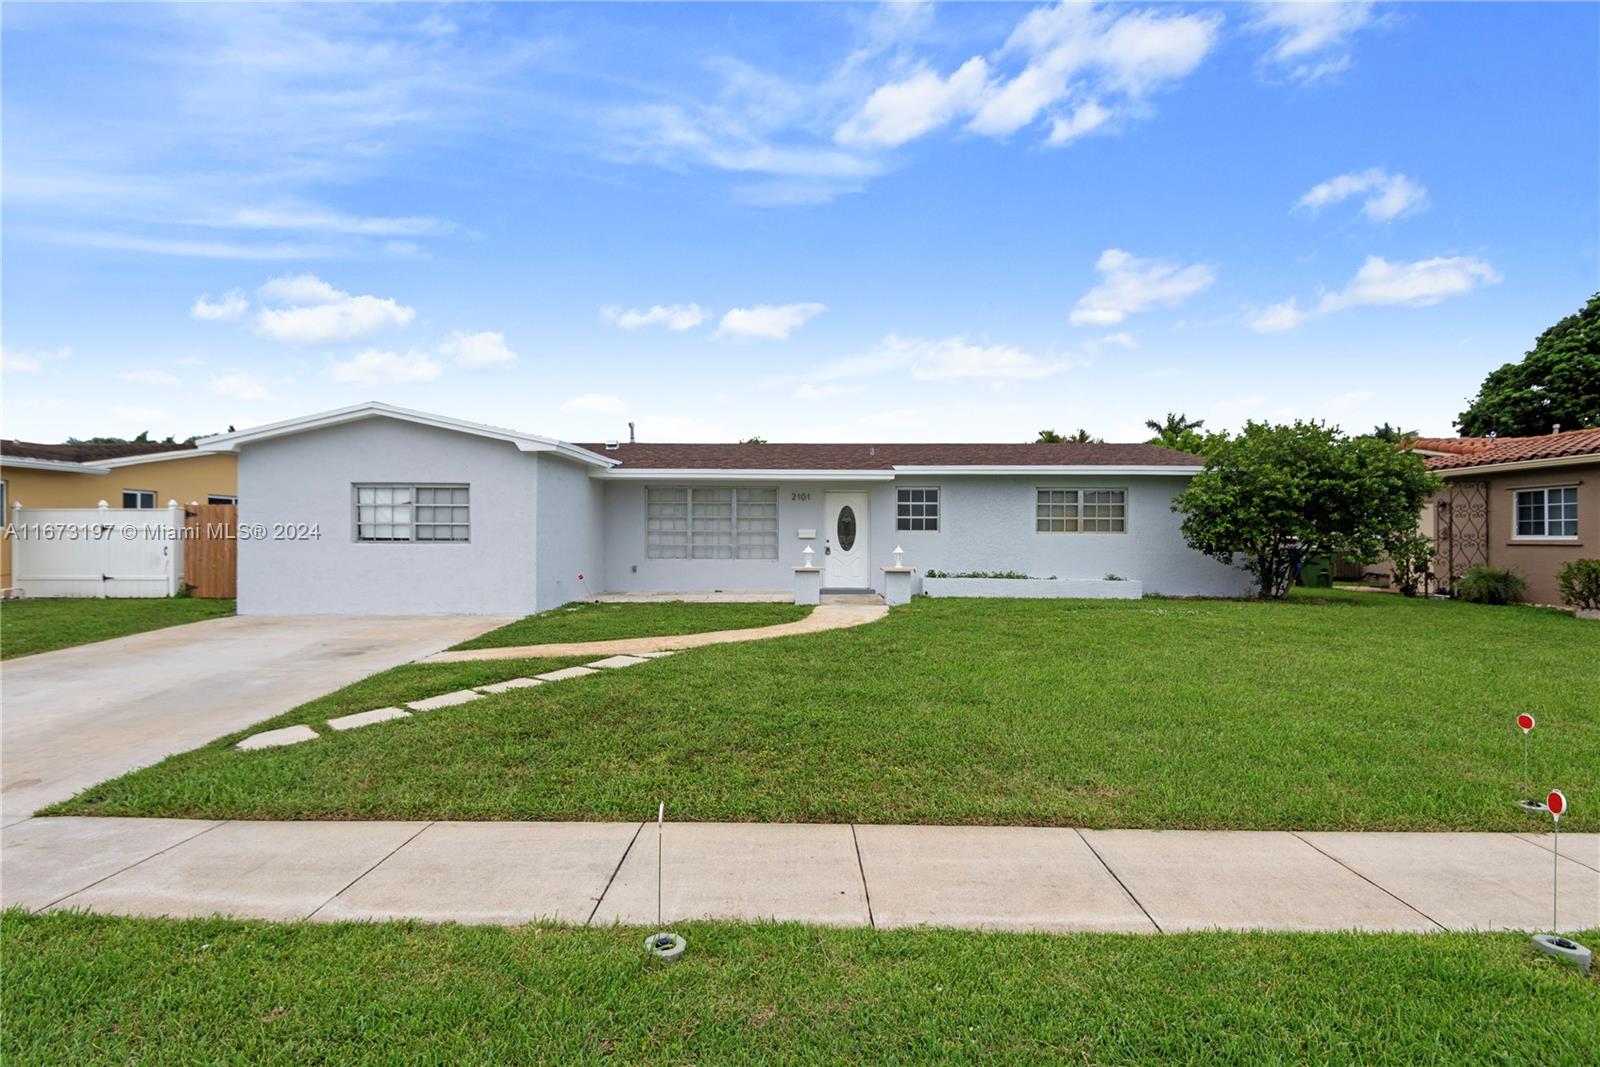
[921,577,1142,599]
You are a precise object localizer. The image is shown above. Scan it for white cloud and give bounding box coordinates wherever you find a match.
[438,330,517,367]
[1249,1,1376,82]
[794,383,863,401]
[113,404,169,424]
[835,57,990,149]
[1249,299,1310,333]
[208,370,277,400]
[716,302,827,340]
[1100,331,1136,348]
[1318,255,1501,313]
[1,345,71,373]
[1297,168,1427,222]
[254,273,415,344]
[898,335,1064,382]
[1252,255,1501,332]
[1070,248,1215,326]
[116,369,182,387]
[222,207,455,238]
[327,349,442,384]
[562,393,630,416]
[190,289,249,321]
[1046,101,1113,146]
[601,303,708,331]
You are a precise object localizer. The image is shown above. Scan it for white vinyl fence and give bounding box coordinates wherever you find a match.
[8,500,185,598]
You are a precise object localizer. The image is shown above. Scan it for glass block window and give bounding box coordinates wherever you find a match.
[896,487,940,531]
[646,487,690,559]
[735,488,779,559]
[355,485,468,543]
[1514,486,1578,539]
[647,486,779,560]
[1037,488,1126,533]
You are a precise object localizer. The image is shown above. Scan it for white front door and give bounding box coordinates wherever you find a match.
[823,491,870,588]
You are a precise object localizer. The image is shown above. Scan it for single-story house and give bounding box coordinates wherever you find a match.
[1,440,238,591]
[1422,427,1600,604]
[197,402,1253,615]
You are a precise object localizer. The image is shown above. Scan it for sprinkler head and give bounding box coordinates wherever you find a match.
[1518,798,1549,813]
[1532,933,1592,975]
[644,931,687,962]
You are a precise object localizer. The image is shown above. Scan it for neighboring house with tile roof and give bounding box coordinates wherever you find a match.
[1420,428,1600,604]
[1,440,237,591]
[196,402,1252,615]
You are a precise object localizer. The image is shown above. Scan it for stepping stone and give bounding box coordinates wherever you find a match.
[236,725,319,751]
[636,651,676,659]
[406,689,484,712]
[326,707,411,732]
[586,655,648,669]
[477,677,544,694]
[534,666,598,682]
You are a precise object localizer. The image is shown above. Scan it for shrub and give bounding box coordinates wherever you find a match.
[1556,559,1600,610]
[923,569,1033,580]
[1385,531,1436,597]
[1453,566,1527,606]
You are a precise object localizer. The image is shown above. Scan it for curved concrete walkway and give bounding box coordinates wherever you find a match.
[425,602,888,663]
[4,816,1595,933]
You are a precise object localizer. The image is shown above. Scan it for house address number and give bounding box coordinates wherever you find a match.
[791,492,811,501]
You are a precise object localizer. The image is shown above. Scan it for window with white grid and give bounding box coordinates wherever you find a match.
[355,484,468,543]
[1514,486,1578,539]
[647,486,779,560]
[896,487,939,531]
[1036,488,1126,533]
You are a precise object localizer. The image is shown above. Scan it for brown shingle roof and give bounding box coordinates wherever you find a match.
[578,441,1201,470]
[1426,427,1600,471]
[1,440,197,463]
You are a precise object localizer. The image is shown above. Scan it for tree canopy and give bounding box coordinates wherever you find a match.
[1035,429,1102,443]
[1456,292,1600,436]
[1173,421,1440,598]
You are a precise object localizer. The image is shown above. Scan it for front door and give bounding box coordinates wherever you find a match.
[823,491,870,589]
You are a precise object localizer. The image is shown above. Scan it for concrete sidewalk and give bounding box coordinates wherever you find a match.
[4,817,1596,933]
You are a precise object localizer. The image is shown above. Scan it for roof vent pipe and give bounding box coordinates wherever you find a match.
[1553,423,1561,434]
[628,421,636,444]
[605,440,619,451]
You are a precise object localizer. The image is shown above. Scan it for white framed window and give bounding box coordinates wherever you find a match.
[1514,486,1578,540]
[122,489,156,509]
[207,495,238,506]
[354,484,469,543]
[1036,488,1126,533]
[896,487,939,532]
[646,486,778,560]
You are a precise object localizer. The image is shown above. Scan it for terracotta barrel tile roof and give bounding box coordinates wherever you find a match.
[1,440,198,463]
[1408,436,1510,455]
[577,441,1201,469]
[1426,427,1600,471]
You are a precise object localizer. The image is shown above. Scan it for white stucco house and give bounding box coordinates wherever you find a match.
[199,402,1251,615]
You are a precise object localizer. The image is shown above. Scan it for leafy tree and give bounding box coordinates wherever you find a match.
[1366,423,1420,444]
[1066,428,1102,443]
[1144,412,1204,447]
[739,436,768,445]
[1456,292,1600,435]
[1034,429,1065,443]
[1174,421,1441,598]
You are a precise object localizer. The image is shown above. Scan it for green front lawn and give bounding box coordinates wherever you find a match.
[0,597,236,659]
[450,600,811,649]
[4,913,1596,1064]
[51,591,1599,830]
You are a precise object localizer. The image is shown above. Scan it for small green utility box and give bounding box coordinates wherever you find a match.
[1299,556,1333,588]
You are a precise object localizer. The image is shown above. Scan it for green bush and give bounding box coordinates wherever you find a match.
[1385,531,1436,597]
[1453,566,1527,606]
[923,570,1034,580]
[1556,559,1600,610]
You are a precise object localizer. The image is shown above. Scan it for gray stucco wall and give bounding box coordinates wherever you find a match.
[534,452,606,610]
[599,474,1252,598]
[236,419,540,615]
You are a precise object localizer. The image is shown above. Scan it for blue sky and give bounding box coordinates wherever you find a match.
[2,1,1596,444]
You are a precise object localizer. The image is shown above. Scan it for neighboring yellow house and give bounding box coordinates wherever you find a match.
[1,441,238,590]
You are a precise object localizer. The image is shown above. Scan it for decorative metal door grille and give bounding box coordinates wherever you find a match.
[1439,480,1489,590]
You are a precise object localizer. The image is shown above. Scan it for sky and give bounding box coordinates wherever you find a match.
[2,1,1596,446]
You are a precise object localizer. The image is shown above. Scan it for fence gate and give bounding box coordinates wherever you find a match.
[8,502,184,598]
[1437,480,1489,592]
[183,503,238,598]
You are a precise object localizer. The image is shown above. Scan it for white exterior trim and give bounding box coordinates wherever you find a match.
[87,449,217,469]
[889,464,1202,476]
[1435,454,1599,478]
[197,401,617,469]
[595,467,894,481]
[0,456,111,474]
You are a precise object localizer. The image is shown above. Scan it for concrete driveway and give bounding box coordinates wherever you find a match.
[1,614,511,819]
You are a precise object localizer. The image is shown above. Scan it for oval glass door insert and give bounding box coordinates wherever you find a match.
[837,505,857,551]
